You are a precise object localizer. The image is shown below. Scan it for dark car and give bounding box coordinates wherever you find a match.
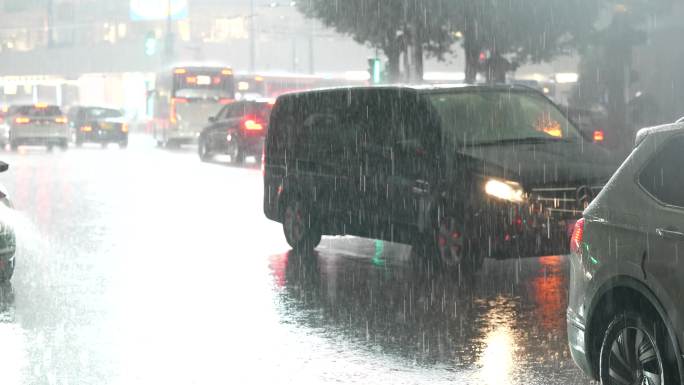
[67,106,128,148]
[197,99,273,163]
[263,85,619,270]
[0,161,16,282]
[568,121,684,384]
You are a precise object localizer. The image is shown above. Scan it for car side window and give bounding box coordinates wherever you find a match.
[214,105,229,120]
[225,103,248,119]
[639,135,684,207]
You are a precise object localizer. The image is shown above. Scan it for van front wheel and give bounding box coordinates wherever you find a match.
[412,216,484,273]
[283,199,322,251]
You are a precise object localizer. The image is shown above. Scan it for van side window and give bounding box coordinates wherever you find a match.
[639,135,684,207]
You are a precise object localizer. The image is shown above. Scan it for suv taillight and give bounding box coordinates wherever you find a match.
[261,145,265,177]
[243,119,263,131]
[570,218,585,254]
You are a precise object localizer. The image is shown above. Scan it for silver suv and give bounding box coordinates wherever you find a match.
[568,121,684,384]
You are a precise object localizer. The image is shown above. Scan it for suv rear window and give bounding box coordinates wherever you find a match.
[13,105,62,117]
[638,135,684,207]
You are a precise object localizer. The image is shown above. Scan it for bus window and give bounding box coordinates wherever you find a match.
[173,68,235,100]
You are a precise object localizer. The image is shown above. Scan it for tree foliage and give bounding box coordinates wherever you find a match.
[445,0,600,82]
[296,0,453,82]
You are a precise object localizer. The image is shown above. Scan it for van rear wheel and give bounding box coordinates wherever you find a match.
[283,199,321,251]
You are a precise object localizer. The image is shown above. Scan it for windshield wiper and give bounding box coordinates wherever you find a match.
[465,137,576,147]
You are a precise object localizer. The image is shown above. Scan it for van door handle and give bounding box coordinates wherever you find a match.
[656,227,684,240]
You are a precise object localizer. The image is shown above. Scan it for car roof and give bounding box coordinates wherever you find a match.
[277,83,541,98]
[71,106,122,111]
[635,122,684,145]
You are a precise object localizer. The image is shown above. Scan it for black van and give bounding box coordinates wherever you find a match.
[263,85,617,269]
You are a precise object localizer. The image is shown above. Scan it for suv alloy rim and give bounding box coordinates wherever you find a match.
[607,326,663,385]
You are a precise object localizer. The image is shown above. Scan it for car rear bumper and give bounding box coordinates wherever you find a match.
[166,129,200,142]
[78,130,127,143]
[567,308,594,379]
[12,125,69,141]
[218,135,263,156]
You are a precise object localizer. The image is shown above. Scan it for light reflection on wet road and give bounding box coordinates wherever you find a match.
[0,136,594,384]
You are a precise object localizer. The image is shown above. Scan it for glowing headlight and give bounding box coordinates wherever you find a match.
[484,179,524,203]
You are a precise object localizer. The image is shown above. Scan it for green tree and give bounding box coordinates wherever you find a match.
[571,1,675,153]
[448,0,599,83]
[297,0,453,83]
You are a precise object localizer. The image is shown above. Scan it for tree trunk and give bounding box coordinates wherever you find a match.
[463,30,479,84]
[413,35,424,83]
[385,48,401,83]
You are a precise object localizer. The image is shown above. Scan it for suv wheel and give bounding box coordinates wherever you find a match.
[227,141,242,164]
[198,137,211,162]
[0,258,14,282]
[599,311,677,385]
[282,199,322,251]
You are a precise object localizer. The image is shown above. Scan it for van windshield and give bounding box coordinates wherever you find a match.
[426,91,582,146]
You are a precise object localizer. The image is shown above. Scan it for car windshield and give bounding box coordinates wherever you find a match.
[427,91,583,145]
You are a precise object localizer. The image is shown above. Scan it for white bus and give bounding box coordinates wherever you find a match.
[150,65,235,147]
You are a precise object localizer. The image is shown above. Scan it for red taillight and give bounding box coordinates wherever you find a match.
[170,98,187,124]
[261,145,265,176]
[243,119,263,131]
[593,130,604,142]
[570,218,585,254]
[14,117,30,124]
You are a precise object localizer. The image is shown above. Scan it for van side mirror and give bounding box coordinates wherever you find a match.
[208,116,217,123]
[0,162,8,173]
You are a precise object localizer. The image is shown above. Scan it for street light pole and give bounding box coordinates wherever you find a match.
[249,0,256,73]
[308,19,314,74]
[164,0,174,63]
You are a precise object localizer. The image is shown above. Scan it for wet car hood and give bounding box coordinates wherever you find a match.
[458,140,619,187]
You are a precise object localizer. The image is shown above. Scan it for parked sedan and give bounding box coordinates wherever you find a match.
[68,106,129,148]
[198,99,273,163]
[0,161,16,282]
[9,104,69,151]
[568,120,684,384]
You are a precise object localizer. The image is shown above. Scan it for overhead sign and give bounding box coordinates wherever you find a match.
[130,0,188,21]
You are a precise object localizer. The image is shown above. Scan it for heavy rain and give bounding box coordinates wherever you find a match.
[0,0,682,384]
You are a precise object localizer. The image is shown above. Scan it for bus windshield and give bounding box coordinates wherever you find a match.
[172,68,235,100]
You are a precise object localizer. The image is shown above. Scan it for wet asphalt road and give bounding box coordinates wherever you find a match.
[0,135,595,385]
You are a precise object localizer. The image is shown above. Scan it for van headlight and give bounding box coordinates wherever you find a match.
[484,179,525,203]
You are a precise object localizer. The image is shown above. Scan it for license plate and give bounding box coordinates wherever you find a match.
[100,123,112,129]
